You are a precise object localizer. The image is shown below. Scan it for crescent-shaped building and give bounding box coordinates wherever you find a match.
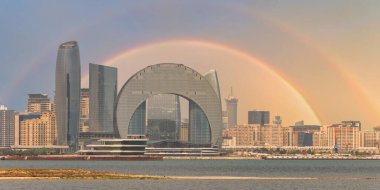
[115,63,223,146]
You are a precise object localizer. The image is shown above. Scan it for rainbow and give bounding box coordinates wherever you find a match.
[246,8,380,121]
[81,39,322,125]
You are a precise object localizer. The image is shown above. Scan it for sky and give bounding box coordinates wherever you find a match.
[0,0,379,129]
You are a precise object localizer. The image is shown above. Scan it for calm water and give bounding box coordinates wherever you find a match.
[1,160,380,189]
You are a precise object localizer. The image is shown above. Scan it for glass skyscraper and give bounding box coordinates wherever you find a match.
[89,63,117,133]
[55,41,80,150]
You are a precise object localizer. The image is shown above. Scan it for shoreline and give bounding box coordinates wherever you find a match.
[1,155,380,161]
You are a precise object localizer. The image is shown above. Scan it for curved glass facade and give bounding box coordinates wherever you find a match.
[147,94,181,142]
[115,63,223,146]
[55,41,80,150]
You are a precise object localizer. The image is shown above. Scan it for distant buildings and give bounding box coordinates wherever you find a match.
[89,63,117,133]
[55,41,81,150]
[0,105,15,147]
[225,88,238,127]
[248,110,270,126]
[222,119,380,153]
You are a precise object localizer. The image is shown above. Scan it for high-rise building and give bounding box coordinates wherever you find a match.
[225,88,238,127]
[248,110,270,126]
[19,112,56,146]
[0,105,15,147]
[146,94,181,141]
[80,88,90,132]
[55,41,81,150]
[89,63,117,133]
[27,94,51,113]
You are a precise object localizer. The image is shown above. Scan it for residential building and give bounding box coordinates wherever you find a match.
[19,112,56,146]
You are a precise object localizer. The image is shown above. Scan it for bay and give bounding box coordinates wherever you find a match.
[1,160,379,189]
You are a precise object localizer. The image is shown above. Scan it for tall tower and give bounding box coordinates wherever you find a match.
[89,63,117,133]
[225,88,238,127]
[55,41,81,150]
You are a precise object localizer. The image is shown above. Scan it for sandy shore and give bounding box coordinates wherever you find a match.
[1,169,379,181]
[0,169,317,180]
[0,169,165,180]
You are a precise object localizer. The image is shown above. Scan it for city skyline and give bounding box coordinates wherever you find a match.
[1,1,380,129]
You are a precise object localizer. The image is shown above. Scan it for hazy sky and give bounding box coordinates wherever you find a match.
[1,0,379,129]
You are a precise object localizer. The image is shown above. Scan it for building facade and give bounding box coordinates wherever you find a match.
[55,41,81,150]
[89,63,117,133]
